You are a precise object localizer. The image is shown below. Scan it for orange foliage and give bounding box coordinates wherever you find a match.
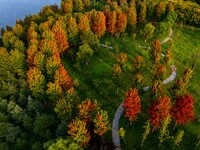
[123,88,141,122]
[52,21,69,54]
[148,96,172,131]
[92,11,106,37]
[105,11,117,34]
[54,65,73,90]
[27,45,38,66]
[77,99,97,121]
[116,11,127,33]
[77,14,91,34]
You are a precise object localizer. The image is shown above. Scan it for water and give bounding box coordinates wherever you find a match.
[0,0,61,29]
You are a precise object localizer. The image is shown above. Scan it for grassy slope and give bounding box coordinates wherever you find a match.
[62,25,200,149]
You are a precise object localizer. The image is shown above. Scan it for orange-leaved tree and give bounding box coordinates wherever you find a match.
[105,11,117,34]
[123,88,141,124]
[172,94,195,125]
[148,96,172,131]
[116,11,127,33]
[52,21,69,54]
[92,11,106,38]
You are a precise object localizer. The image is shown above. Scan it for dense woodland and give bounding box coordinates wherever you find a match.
[0,0,199,149]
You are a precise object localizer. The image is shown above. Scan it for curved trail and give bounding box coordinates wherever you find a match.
[108,28,176,150]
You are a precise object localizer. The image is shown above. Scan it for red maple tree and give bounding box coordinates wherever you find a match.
[123,88,141,123]
[148,96,172,131]
[172,94,195,125]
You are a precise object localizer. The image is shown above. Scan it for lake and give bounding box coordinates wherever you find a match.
[0,0,61,29]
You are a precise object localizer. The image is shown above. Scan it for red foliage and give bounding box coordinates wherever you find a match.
[148,96,172,131]
[123,88,141,122]
[172,94,195,125]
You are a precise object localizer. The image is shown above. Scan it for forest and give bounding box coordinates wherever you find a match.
[0,0,200,149]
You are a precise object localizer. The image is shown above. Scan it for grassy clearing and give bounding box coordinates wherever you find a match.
[62,25,200,149]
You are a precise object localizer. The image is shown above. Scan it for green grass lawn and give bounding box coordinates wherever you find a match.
[62,25,200,149]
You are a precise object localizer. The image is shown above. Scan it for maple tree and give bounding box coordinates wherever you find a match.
[172,94,195,125]
[92,11,106,38]
[150,39,162,65]
[116,53,128,70]
[61,0,73,14]
[116,11,127,33]
[148,96,172,131]
[133,55,144,72]
[123,88,141,123]
[27,67,46,98]
[33,51,46,73]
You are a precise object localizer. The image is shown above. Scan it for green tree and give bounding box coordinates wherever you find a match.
[76,43,94,64]
[140,23,155,42]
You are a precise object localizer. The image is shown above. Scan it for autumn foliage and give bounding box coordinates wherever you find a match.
[105,11,117,34]
[116,11,127,33]
[148,96,172,131]
[172,94,195,125]
[123,88,141,123]
[92,11,106,37]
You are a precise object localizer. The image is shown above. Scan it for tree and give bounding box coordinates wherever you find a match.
[156,2,166,21]
[93,110,110,136]
[148,96,172,131]
[33,51,46,73]
[52,21,69,54]
[13,24,24,38]
[140,23,155,42]
[68,118,91,147]
[127,7,137,27]
[116,53,128,71]
[54,65,73,90]
[112,64,122,77]
[77,14,91,34]
[9,49,26,77]
[105,11,117,34]
[46,54,61,80]
[116,11,127,33]
[61,0,73,14]
[27,45,38,66]
[76,43,94,64]
[172,94,195,125]
[77,99,97,121]
[73,0,84,12]
[39,39,59,57]
[150,40,161,65]
[66,16,79,44]
[45,138,83,150]
[46,82,63,101]
[123,88,141,124]
[27,67,46,98]
[92,11,106,38]
[83,0,90,8]
[138,2,147,23]
[133,55,144,72]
